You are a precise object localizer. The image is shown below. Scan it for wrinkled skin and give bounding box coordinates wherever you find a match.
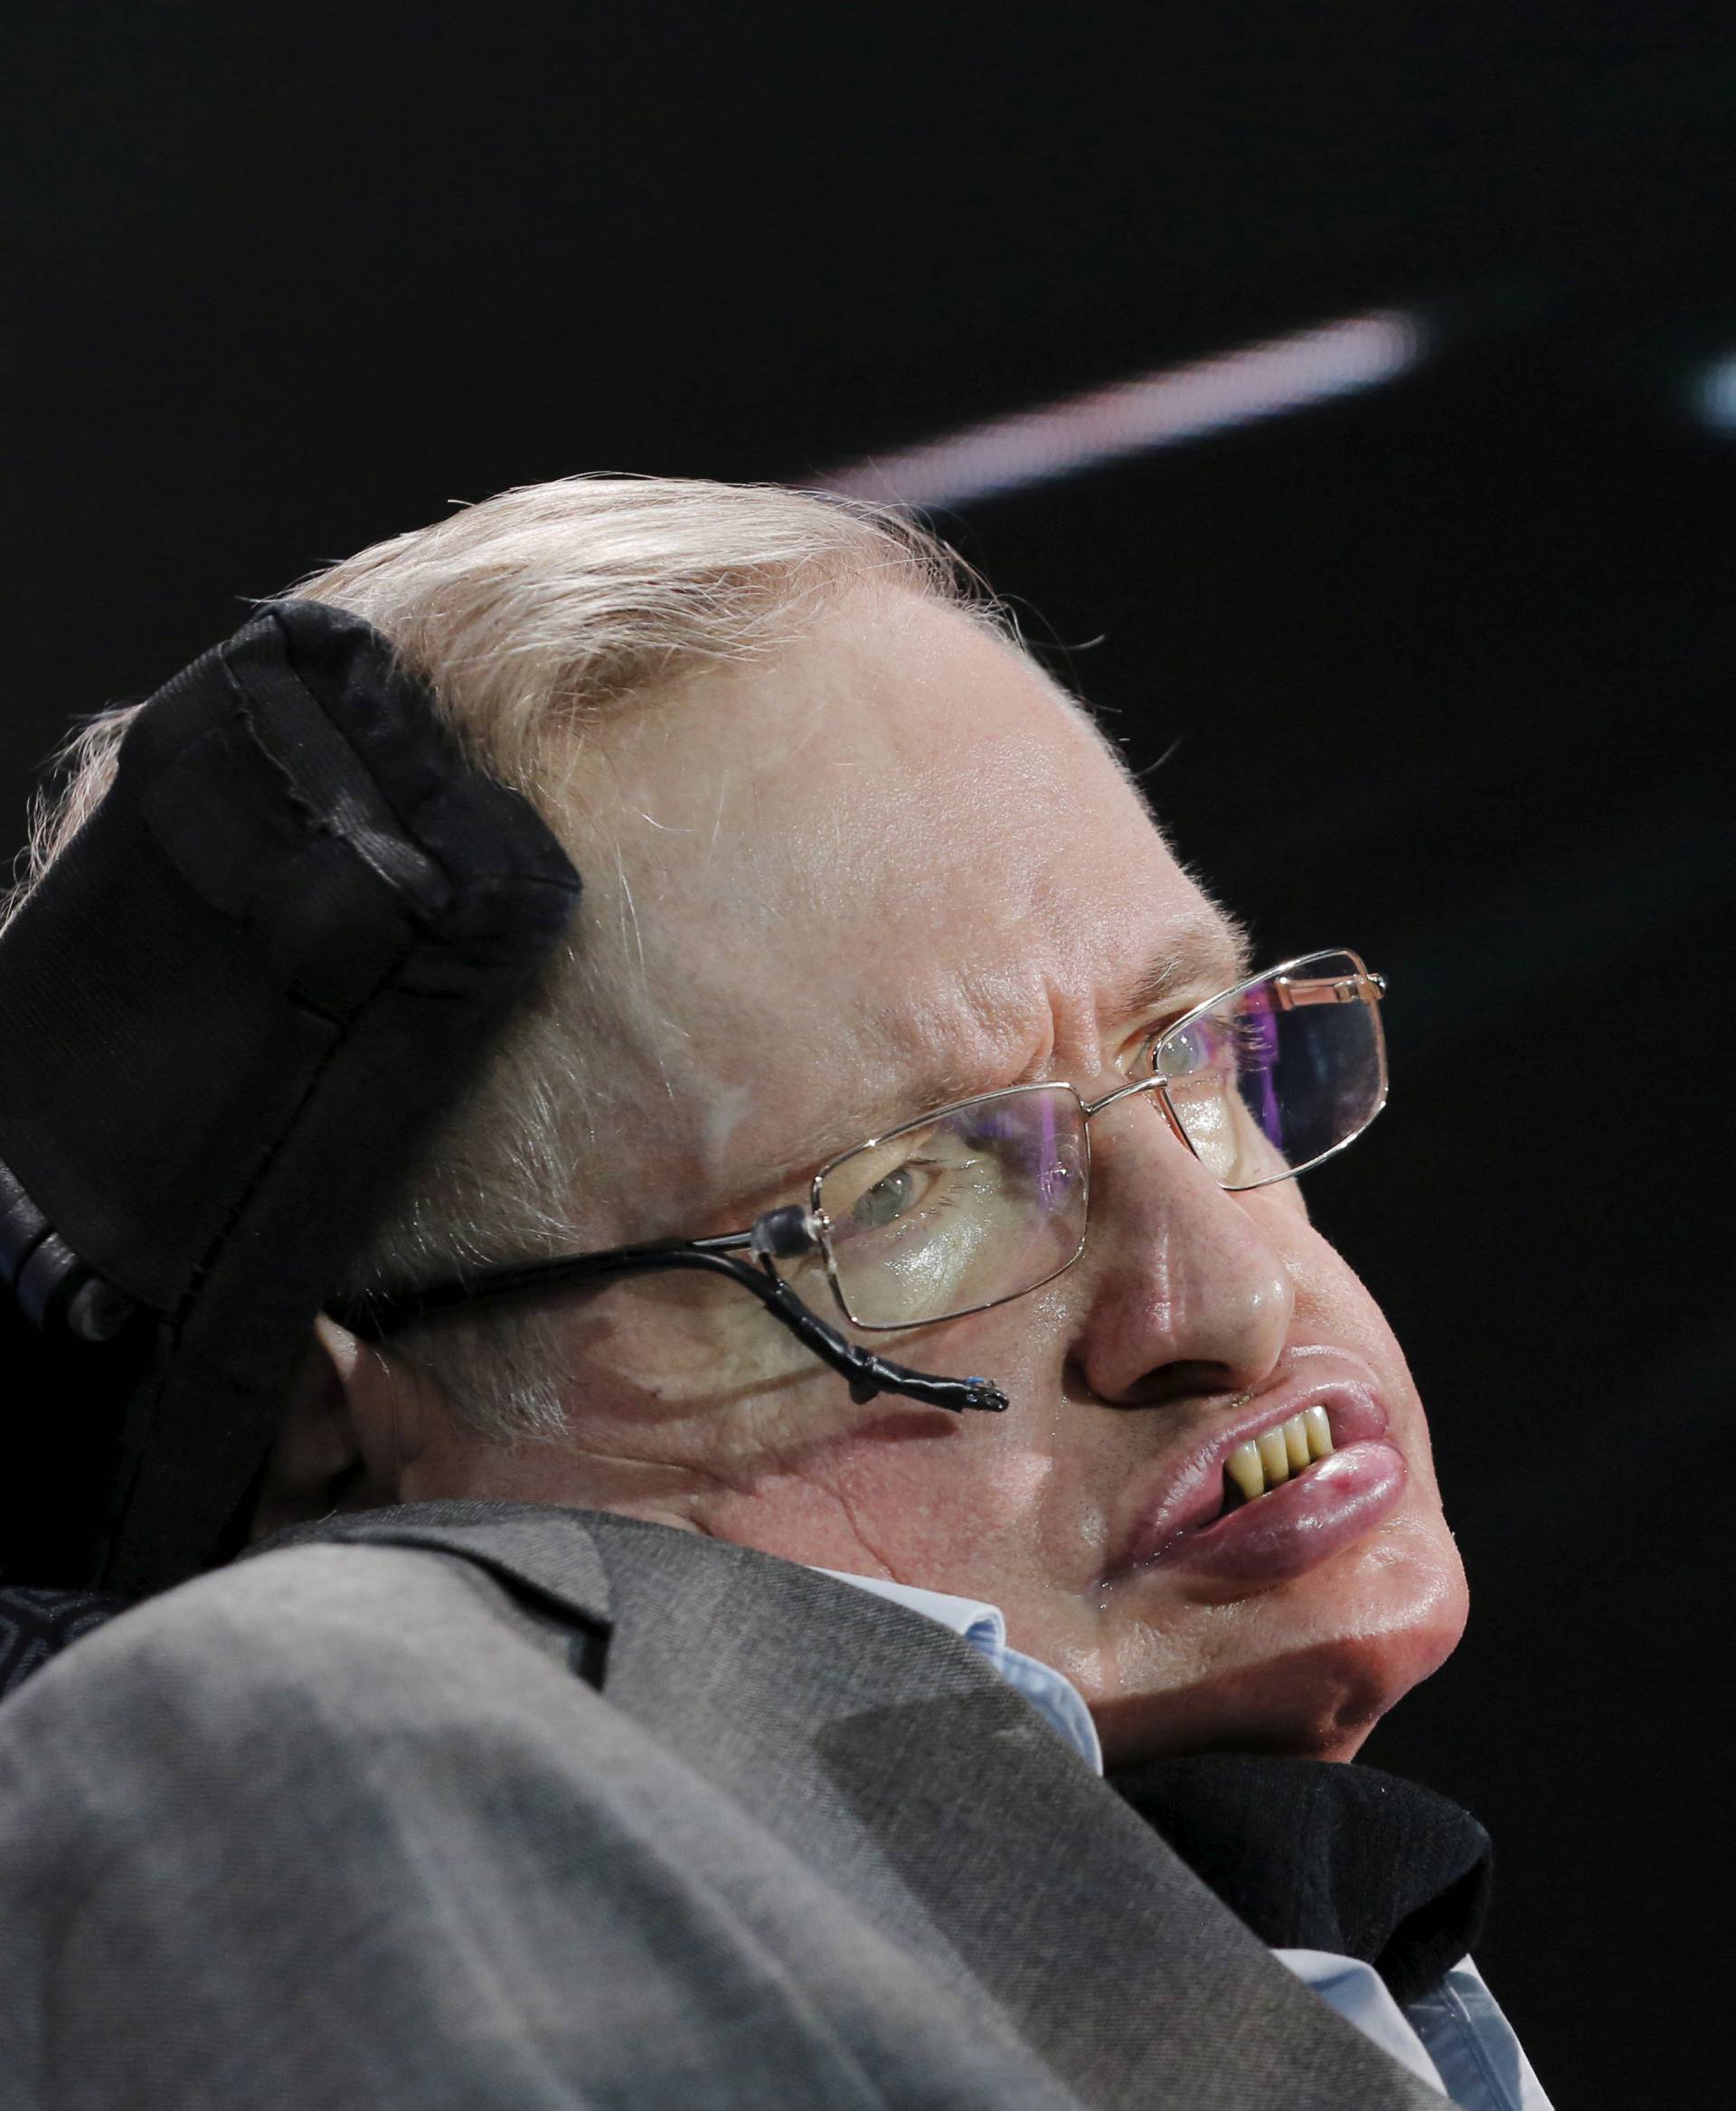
[265,586,1467,1763]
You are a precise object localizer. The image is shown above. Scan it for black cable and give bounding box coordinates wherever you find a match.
[333,1241,1008,1415]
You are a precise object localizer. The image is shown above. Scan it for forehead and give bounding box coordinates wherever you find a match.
[565,589,1241,1199]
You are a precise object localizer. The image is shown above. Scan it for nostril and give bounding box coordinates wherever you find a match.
[1078,1358,1254,1411]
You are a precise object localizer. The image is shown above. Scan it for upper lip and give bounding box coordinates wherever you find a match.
[1105,1371,1392,1577]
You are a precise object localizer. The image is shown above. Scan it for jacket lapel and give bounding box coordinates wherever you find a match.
[264,1500,1446,2109]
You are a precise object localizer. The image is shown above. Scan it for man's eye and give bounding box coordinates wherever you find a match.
[1156,1020,1227,1080]
[850,1164,922,1230]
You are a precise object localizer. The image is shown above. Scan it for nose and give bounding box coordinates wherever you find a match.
[1070,1088,1297,1405]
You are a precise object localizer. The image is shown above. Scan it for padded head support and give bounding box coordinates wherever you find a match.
[0,602,582,1593]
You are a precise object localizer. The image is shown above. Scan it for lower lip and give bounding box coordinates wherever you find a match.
[1141,1440,1409,1587]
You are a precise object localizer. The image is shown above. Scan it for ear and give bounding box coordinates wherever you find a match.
[249,1315,418,1540]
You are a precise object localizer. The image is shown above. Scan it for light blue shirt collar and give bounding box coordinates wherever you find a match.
[813,1567,1551,2108]
[816,1569,1104,1774]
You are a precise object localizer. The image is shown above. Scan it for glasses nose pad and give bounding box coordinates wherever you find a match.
[1133,1076,1194,1156]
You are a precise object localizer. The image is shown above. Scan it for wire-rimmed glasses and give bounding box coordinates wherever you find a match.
[750,947,1387,1331]
[337,947,1387,1416]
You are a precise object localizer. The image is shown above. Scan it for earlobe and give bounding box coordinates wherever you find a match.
[248,1316,401,1539]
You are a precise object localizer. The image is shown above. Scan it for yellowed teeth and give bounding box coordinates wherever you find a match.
[1225,1405,1333,1506]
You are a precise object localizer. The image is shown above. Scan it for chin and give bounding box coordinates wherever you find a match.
[1094,1527,1469,1768]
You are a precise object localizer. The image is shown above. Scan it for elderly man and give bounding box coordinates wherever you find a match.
[0,478,1546,2107]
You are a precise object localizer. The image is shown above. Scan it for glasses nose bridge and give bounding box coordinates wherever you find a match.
[1079,1072,1194,1153]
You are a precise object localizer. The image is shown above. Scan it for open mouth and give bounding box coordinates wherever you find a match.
[1136,1392,1407,1586]
[1219,1404,1335,1513]
[1109,1380,1404,1585]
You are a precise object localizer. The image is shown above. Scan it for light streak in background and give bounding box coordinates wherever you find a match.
[1694,353,1736,430]
[815,309,1427,511]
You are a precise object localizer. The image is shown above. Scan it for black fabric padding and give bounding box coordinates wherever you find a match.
[0,602,582,1591]
[1110,1751,1494,2006]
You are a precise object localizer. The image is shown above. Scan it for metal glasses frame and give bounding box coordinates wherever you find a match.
[332,947,1385,1416]
[787,947,1387,1330]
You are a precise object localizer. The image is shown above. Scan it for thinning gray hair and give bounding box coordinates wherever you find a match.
[9,476,997,1441]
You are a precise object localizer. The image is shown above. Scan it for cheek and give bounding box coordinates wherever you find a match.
[696,1394,1075,1589]
[542,1271,853,1492]
[1271,1202,1393,1341]
[572,1268,1073,1567]
[1283,1225,1449,1492]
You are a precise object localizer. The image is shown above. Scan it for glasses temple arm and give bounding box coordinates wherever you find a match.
[331,1242,1008,1416]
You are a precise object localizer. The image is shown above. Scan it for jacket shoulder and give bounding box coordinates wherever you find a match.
[0,1539,574,1768]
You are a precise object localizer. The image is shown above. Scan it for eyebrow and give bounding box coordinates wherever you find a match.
[760,904,1258,1189]
[766,1061,989,1184]
[1112,904,1255,1027]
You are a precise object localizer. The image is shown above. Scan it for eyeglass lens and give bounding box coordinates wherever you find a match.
[786,950,1384,1332]
[816,1087,1090,1329]
[1152,949,1385,1192]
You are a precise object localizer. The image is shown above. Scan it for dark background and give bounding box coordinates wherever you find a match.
[6,6,1732,2101]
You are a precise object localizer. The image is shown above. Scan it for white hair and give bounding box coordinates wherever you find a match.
[9,476,1001,1441]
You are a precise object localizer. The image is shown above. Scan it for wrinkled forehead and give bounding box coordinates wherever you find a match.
[562,589,1238,1202]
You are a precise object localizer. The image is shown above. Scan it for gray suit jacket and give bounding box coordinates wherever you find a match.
[0,1503,1445,2108]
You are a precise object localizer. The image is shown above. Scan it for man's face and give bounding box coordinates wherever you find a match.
[414,585,1467,1763]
